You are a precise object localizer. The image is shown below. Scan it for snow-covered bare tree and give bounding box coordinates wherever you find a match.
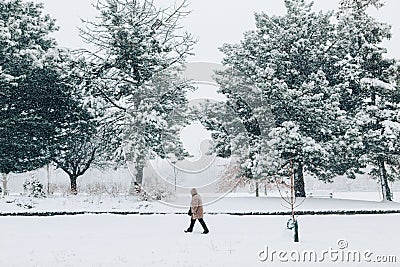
[79,0,195,193]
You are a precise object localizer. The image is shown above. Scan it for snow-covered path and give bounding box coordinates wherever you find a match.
[1,214,399,267]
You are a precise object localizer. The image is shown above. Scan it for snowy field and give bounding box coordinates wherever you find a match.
[0,194,399,266]
[0,214,399,267]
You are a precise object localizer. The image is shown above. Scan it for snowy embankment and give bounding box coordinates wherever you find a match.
[0,214,399,267]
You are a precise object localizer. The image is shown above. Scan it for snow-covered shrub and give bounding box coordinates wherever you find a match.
[217,163,276,195]
[142,176,174,201]
[104,182,125,198]
[86,182,104,196]
[47,183,70,197]
[85,181,125,197]
[15,199,35,209]
[23,175,46,198]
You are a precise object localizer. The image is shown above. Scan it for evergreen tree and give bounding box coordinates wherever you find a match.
[50,56,123,195]
[216,0,344,197]
[53,121,116,195]
[0,0,84,176]
[195,80,274,195]
[79,0,195,193]
[23,174,46,198]
[335,0,400,201]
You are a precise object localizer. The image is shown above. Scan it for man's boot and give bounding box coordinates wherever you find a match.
[184,219,196,233]
[198,218,209,234]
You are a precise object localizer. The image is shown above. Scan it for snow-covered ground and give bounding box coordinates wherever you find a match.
[0,213,399,266]
[0,193,399,266]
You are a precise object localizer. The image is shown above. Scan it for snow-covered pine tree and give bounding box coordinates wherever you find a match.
[53,122,118,195]
[0,1,86,177]
[51,56,124,195]
[194,80,274,196]
[23,173,46,198]
[215,0,345,197]
[335,0,400,201]
[79,0,195,193]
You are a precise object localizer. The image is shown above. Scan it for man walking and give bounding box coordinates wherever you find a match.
[184,188,209,234]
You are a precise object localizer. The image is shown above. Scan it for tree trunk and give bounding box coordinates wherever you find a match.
[294,162,306,197]
[379,159,392,201]
[255,180,259,197]
[70,175,78,195]
[136,163,144,185]
[128,157,145,195]
[1,173,8,196]
[46,164,51,195]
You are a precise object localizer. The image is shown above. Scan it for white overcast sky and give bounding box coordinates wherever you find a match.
[29,0,400,62]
